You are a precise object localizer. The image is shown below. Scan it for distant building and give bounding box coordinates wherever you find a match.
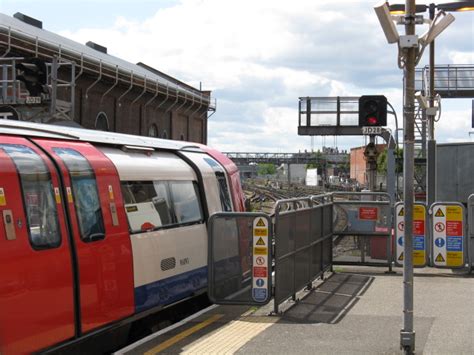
[0,12,214,143]
[350,144,386,185]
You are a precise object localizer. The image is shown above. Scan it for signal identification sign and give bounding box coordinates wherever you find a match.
[362,126,384,135]
[432,203,465,268]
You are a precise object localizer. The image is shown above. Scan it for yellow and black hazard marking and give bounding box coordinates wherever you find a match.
[256,237,266,246]
[254,228,268,237]
[435,253,445,262]
[435,208,445,217]
[256,218,266,227]
[0,187,6,206]
[254,247,267,255]
[398,252,404,261]
[398,207,404,216]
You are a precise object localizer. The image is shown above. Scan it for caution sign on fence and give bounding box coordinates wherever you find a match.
[395,203,427,267]
[252,217,269,302]
[432,203,465,268]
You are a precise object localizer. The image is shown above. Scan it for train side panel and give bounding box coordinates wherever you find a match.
[99,147,208,312]
[0,136,75,354]
[32,139,135,333]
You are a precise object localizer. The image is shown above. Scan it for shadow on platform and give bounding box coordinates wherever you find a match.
[280,273,374,324]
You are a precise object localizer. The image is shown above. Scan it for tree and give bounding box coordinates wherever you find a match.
[257,163,276,175]
[377,147,403,174]
[306,151,324,170]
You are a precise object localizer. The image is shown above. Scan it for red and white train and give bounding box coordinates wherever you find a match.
[0,120,245,354]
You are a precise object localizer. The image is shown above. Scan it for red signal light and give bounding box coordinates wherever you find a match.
[367,116,378,125]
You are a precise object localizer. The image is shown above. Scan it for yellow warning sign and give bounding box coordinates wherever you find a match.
[256,218,266,227]
[398,252,404,261]
[413,205,425,220]
[398,207,404,216]
[108,185,115,200]
[446,206,463,221]
[254,247,267,255]
[435,253,445,262]
[66,187,73,203]
[54,187,61,204]
[254,228,268,237]
[0,187,6,206]
[256,237,266,246]
[435,208,445,217]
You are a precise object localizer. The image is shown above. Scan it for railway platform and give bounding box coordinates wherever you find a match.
[117,265,474,354]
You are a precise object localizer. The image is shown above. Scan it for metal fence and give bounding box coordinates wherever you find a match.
[330,192,393,270]
[469,195,474,273]
[273,195,333,314]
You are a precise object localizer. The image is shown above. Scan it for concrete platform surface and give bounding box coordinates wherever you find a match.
[117,266,474,354]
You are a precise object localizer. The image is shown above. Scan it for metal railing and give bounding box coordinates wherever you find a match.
[273,195,333,313]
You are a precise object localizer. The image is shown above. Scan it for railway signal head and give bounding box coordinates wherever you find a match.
[16,57,47,97]
[359,95,387,127]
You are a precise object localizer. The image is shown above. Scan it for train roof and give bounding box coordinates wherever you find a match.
[0,119,204,152]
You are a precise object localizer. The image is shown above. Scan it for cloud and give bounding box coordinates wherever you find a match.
[57,0,473,152]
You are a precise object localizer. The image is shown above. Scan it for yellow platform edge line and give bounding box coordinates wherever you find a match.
[144,314,224,355]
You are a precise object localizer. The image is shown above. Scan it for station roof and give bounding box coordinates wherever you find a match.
[0,12,211,105]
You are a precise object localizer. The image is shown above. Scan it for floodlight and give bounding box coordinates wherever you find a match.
[374,2,400,44]
[420,12,455,45]
[415,92,428,109]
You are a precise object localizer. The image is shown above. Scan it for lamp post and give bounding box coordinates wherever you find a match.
[389,1,474,207]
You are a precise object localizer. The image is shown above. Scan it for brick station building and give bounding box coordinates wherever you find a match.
[0,12,213,143]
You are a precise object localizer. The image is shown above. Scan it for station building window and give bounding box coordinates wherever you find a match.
[162,130,168,139]
[148,124,158,137]
[95,112,109,131]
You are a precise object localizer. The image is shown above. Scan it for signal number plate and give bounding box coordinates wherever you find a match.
[362,126,383,135]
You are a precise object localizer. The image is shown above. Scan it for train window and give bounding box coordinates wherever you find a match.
[215,172,232,212]
[169,181,203,224]
[0,144,61,249]
[53,148,105,242]
[121,181,173,233]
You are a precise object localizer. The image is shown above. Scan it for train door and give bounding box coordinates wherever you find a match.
[0,137,75,354]
[32,139,134,333]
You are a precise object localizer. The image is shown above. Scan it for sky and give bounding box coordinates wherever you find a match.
[1,0,473,153]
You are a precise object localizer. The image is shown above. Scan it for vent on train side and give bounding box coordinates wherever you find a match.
[161,257,176,271]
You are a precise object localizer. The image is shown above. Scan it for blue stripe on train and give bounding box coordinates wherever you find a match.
[134,266,208,313]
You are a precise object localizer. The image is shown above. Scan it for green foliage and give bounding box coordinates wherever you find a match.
[306,151,324,170]
[377,147,403,174]
[257,163,276,175]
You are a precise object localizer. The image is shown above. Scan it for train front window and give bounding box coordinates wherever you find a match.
[53,148,105,242]
[0,144,61,249]
[215,172,232,212]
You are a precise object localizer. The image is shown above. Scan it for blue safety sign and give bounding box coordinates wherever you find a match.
[446,236,462,251]
[414,236,424,250]
[435,238,445,248]
[252,288,267,302]
[398,236,403,246]
[256,278,265,287]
